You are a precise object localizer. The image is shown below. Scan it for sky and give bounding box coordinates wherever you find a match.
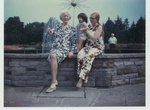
[4,0,145,26]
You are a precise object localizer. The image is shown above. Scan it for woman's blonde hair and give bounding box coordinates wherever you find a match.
[91,12,104,36]
[91,12,100,24]
[59,10,71,20]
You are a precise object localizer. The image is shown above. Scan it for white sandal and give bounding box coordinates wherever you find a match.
[76,82,82,88]
[46,80,58,93]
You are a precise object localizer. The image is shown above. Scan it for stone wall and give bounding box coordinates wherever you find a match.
[4,53,145,87]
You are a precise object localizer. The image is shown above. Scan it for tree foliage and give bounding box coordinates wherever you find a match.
[4,16,59,45]
[4,16,145,45]
[103,16,145,44]
[4,17,25,44]
[24,22,44,44]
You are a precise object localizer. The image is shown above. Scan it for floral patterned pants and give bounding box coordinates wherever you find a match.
[77,47,103,81]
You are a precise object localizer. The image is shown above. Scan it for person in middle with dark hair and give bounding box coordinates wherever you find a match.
[76,13,88,51]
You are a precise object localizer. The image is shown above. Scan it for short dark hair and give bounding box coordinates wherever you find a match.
[78,13,88,23]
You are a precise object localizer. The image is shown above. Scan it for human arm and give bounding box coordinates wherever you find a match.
[46,24,59,35]
[79,27,89,31]
[85,25,103,41]
[46,28,56,35]
[46,28,51,34]
[68,52,74,58]
[79,23,88,31]
[69,27,77,57]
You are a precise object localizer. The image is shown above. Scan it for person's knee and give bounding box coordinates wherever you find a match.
[50,54,57,60]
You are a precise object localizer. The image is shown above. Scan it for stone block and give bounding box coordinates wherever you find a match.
[112,73,138,80]
[129,58,141,61]
[12,75,45,81]
[67,61,77,68]
[134,61,145,66]
[102,59,114,68]
[11,76,22,81]
[4,75,12,80]
[130,77,145,84]
[29,61,41,67]
[112,79,130,86]
[92,68,117,76]
[9,61,19,67]
[124,61,134,66]
[12,81,26,87]
[4,59,9,66]
[130,67,139,73]
[12,67,26,75]
[44,74,52,81]
[58,68,76,72]
[20,61,30,67]
[58,62,68,68]
[26,68,36,71]
[114,59,129,62]
[26,81,46,86]
[57,75,67,81]
[65,75,77,81]
[92,60,103,68]
[4,66,12,75]
[4,80,11,85]
[57,81,74,87]
[114,62,124,67]
[138,66,145,77]
[36,66,50,71]
[44,81,51,86]
[36,62,49,68]
[25,71,45,76]
[117,67,131,75]
[95,72,112,87]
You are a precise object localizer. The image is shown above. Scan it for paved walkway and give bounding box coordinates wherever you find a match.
[4,83,145,107]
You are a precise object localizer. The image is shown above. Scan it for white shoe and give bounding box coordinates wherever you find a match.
[46,83,56,93]
[46,80,58,93]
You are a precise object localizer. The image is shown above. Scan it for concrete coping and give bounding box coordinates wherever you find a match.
[4,53,145,59]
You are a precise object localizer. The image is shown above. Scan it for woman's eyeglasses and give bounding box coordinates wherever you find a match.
[90,17,96,19]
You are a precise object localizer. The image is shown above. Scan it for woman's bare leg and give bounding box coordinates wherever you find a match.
[78,38,85,51]
[50,54,58,83]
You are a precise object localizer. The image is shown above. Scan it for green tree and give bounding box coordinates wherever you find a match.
[123,18,129,31]
[4,16,25,44]
[129,22,136,43]
[135,16,145,43]
[24,22,44,44]
[103,17,115,43]
[114,16,124,43]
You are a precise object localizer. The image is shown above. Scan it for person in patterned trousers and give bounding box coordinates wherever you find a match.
[76,12,105,88]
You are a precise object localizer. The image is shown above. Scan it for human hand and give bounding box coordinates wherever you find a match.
[47,28,51,34]
[68,52,73,58]
[79,27,89,32]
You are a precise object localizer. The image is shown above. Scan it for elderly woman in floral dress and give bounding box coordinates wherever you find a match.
[76,12,105,88]
[46,11,76,93]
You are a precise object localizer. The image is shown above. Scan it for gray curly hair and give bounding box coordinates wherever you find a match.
[59,10,71,20]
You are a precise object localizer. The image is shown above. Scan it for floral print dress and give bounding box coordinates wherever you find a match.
[47,24,77,64]
[77,24,105,81]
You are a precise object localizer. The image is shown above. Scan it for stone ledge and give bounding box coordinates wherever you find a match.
[4,53,145,87]
[4,53,145,59]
